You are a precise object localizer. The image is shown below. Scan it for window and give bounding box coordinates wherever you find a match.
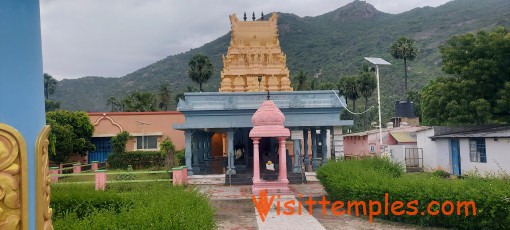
[469,138,486,163]
[136,136,158,150]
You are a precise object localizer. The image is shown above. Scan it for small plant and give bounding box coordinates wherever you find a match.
[115,165,137,180]
[432,169,450,178]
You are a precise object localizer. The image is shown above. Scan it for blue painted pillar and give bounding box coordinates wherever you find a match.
[311,128,320,171]
[184,130,193,176]
[292,137,302,173]
[0,1,45,228]
[303,129,309,172]
[226,129,236,175]
[192,131,200,173]
[208,133,214,160]
[321,127,328,164]
[198,132,205,164]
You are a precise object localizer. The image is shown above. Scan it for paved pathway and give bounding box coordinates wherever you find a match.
[197,182,441,230]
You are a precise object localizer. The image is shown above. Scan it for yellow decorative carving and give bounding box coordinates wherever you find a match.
[220,13,293,92]
[35,126,53,230]
[0,123,28,230]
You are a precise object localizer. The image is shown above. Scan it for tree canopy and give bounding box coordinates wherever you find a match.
[421,27,510,125]
[46,110,95,163]
[188,54,214,92]
[121,91,158,112]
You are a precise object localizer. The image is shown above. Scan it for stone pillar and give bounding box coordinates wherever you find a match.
[73,163,81,174]
[198,132,205,164]
[252,138,261,182]
[226,129,236,175]
[95,170,107,191]
[91,161,99,172]
[0,1,46,227]
[50,167,60,183]
[192,131,200,174]
[207,133,214,160]
[292,138,302,173]
[278,137,289,183]
[321,127,328,164]
[185,130,193,176]
[311,128,320,171]
[303,129,310,172]
[333,126,344,159]
[243,128,250,166]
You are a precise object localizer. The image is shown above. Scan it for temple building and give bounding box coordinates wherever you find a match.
[174,13,352,187]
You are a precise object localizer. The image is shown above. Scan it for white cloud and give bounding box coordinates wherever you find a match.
[40,0,450,80]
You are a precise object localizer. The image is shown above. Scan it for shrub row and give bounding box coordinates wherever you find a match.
[107,151,166,169]
[316,157,510,229]
[52,182,216,229]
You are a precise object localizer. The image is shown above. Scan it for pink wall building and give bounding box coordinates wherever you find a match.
[80,112,185,163]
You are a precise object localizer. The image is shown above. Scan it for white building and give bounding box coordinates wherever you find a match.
[416,126,510,176]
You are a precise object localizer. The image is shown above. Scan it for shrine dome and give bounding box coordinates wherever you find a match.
[249,100,290,138]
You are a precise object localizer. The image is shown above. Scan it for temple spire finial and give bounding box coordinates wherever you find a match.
[261,12,264,20]
[243,12,247,21]
[266,90,270,100]
[252,12,256,21]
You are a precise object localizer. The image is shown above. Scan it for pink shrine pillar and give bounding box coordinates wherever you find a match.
[252,138,261,182]
[278,137,289,183]
[182,166,188,184]
[95,170,107,190]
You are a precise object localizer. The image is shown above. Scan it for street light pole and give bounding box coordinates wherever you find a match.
[375,65,383,149]
[364,57,391,154]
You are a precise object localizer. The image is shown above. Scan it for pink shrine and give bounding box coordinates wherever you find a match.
[249,97,290,194]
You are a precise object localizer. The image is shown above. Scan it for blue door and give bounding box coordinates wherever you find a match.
[450,139,461,176]
[88,137,112,162]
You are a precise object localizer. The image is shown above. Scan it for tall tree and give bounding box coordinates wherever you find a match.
[188,54,214,92]
[106,96,119,112]
[158,83,171,111]
[357,64,377,130]
[44,73,58,100]
[122,91,158,112]
[389,36,419,96]
[421,27,510,125]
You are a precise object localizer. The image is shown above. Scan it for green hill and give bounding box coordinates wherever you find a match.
[52,0,510,120]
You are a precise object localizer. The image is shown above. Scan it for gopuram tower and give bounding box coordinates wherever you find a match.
[219,13,293,92]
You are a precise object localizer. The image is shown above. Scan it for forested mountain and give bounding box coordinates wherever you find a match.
[52,0,510,121]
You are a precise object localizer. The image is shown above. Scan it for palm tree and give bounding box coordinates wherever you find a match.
[188,54,214,92]
[340,76,360,112]
[122,91,157,112]
[159,83,171,111]
[357,64,377,130]
[390,36,419,96]
[293,70,308,91]
[106,96,118,112]
[44,73,58,100]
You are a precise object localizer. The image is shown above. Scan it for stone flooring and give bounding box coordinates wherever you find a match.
[197,182,442,230]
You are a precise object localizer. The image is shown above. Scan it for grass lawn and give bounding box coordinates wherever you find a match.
[51,182,215,230]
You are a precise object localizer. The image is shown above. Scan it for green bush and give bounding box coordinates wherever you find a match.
[52,183,215,230]
[107,151,165,169]
[432,169,451,178]
[175,149,186,166]
[317,157,510,229]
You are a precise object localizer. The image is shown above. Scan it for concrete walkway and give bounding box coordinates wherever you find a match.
[197,182,441,230]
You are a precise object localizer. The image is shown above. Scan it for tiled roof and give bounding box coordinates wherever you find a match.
[390,132,416,143]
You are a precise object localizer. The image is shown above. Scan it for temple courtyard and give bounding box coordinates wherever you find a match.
[197,182,442,230]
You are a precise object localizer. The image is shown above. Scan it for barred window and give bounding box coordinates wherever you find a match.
[136,136,158,150]
[469,138,486,163]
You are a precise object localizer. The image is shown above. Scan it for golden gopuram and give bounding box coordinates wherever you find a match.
[220,13,293,92]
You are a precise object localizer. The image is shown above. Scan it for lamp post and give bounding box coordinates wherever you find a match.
[258,76,263,92]
[364,57,391,153]
[136,121,151,149]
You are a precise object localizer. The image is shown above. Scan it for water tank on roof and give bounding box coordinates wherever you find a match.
[395,100,415,118]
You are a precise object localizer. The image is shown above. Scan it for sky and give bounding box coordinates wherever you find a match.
[40,0,451,80]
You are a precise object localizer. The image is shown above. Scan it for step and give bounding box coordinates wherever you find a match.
[188,174,225,185]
